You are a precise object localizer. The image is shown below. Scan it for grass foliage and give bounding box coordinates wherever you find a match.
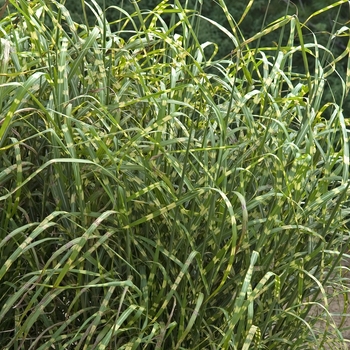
[1,0,350,348]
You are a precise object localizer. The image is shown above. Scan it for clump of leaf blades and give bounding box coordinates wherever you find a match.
[0,0,349,349]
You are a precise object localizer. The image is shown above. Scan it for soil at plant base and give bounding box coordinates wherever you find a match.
[308,263,350,349]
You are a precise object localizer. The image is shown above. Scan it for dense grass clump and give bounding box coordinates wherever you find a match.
[0,0,350,349]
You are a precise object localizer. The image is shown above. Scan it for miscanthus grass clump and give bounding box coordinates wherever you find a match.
[0,0,349,349]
